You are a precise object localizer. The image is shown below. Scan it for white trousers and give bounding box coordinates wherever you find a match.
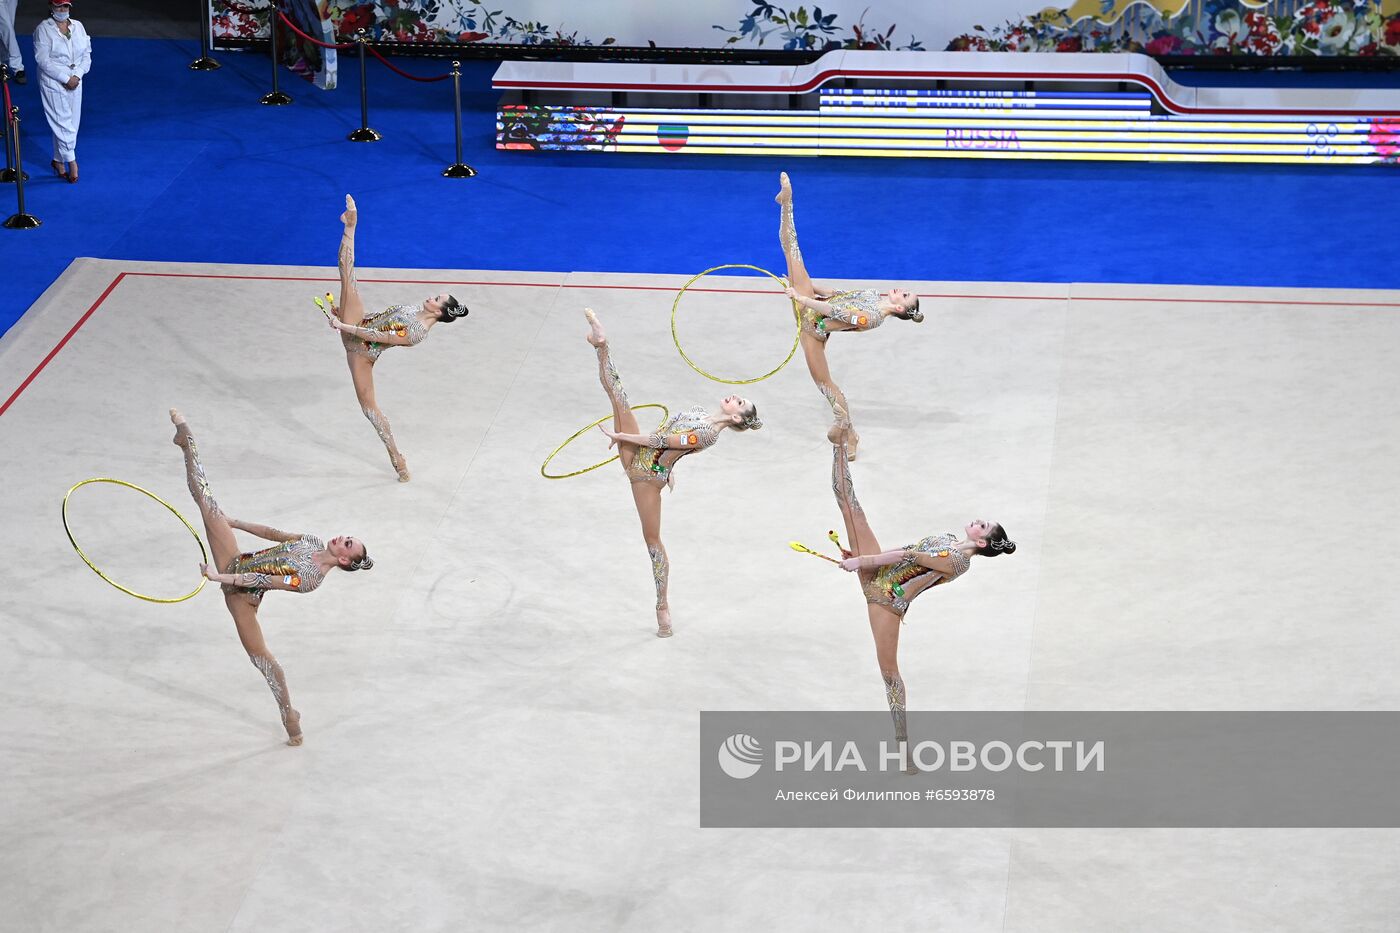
[0,0,22,74]
[40,80,81,162]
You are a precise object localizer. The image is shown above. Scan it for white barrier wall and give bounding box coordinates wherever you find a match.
[494,53,1400,166]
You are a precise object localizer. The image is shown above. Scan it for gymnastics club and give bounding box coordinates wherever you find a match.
[828,529,845,550]
[789,541,842,565]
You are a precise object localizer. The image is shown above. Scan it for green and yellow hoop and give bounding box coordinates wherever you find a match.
[62,477,209,604]
[540,403,671,480]
[671,263,801,385]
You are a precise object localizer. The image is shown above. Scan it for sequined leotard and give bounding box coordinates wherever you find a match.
[223,535,327,606]
[626,406,720,489]
[862,532,970,616]
[801,289,888,343]
[342,305,430,362]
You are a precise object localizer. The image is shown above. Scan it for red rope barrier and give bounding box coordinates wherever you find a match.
[221,4,450,83]
[276,10,354,50]
[2,74,12,123]
[364,45,451,83]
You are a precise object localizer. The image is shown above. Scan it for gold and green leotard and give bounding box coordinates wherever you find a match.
[342,305,430,362]
[801,289,887,342]
[626,406,720,490]
[861,532,970,616]
[223,535,327,605]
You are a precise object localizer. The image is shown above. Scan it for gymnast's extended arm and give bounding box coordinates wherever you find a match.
[840,549,961,575]
[331,319,417,346]
[788,292,834,316]
[900,549,963,576]
[603,428,711,450]
[200,565,305,591]
[228,519,301,543]
[785,288,863,330]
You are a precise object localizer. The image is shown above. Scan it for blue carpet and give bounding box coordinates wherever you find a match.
[1,37,1397,341]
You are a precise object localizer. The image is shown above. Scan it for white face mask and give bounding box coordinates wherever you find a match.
[52,10,71,20]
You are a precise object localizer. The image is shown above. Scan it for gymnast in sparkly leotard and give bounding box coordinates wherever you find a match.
[825,417,1014,769]
[326,195,470,482]
[775,172,923,461]
[585,308,762,638]
[169,409,373,745]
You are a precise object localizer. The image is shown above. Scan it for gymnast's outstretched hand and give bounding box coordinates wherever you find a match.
[597,424,620,448]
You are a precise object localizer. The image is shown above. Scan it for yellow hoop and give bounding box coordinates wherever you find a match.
[540,404,671,480]
[671,264,801,385]
[62,478,209,604]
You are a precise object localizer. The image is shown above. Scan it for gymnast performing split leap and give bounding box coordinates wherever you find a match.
[170,409,373,745]
[326,195,469,481]
[585,308,762,638]
[826,416,1014,768]
[775,172,923,460]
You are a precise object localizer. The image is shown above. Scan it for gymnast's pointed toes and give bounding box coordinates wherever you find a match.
[170,409,192,446]
[284,709,303,746]
[585,308,607,347]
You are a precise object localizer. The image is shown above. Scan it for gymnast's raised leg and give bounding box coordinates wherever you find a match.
[778,172,859,458]
[334,195,410,481]
[170,409,302,745]
[587,309,673,638]
[830,430,911,770]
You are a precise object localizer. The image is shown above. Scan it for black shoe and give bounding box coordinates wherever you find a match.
[13,70,26,85]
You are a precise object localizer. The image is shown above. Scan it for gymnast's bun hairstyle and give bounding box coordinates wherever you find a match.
[437,295,469,323]
[346,550,374,572]
[892,297,923,323]
[734,403,763,432]
[976,524,1015,558]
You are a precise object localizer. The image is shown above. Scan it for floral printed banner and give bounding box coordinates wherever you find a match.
[949,0,1400,56]
[212,0,1400,57]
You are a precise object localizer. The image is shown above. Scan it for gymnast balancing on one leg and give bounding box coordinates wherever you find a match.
[775,171,923,461]
[170,409,373,745]
[585,308,762,638]
[825,415,1014,769]
[326,195,470,482]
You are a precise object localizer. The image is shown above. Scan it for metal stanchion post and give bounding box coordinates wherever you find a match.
[3,107,42,229]
[347,30,381,142]
[442,61,477,178]
[259,10,292,105]
[1,66,27,184]
[189,0,222,71]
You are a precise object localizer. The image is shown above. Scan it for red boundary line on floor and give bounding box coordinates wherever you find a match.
[3,269,1398,419]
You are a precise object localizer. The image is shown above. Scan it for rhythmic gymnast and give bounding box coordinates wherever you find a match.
[775,172,923,460]
[170,409,373,745]
[826,416,1014,768]
[585,308,762,638]
[326,195,469,481]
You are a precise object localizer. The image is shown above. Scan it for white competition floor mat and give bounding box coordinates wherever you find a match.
[2,258,1399,932]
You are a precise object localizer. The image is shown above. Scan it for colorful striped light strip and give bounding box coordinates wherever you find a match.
[499,106,1392,134]
[497,104,1399,167]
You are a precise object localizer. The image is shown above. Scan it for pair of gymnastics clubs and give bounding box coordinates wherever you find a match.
[312,293,336,321]
[788,530,848,566]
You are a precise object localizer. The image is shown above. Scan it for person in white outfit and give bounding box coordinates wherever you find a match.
[33,1,90,183]
[0,0,25,84]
